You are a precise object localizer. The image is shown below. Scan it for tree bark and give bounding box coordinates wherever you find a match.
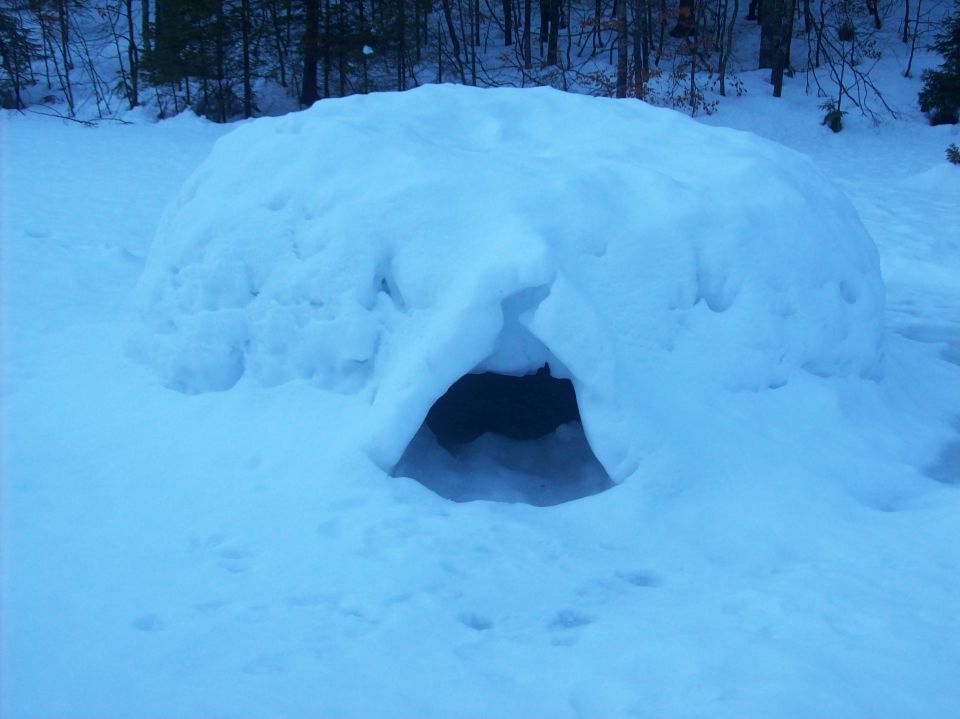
[215,0,225,121]
[322,0,330,97]
[719,0,739,94]
[300,0,319,105]
[141,0,151,53]
[615,0,627,95]
[440,0,461,60]
[57,0,72,70]
[398,0,407,89]
[540,0,549,56]
[759,0,782,68]
[126,0,139,107]
[546,0,560,64]
[523,0,532,67]
[503,0,513,44]
[767,0,794,94]
[268,0,288,86]
[902,0,910,43]
[633,0,649,98]
[241,0,252,117]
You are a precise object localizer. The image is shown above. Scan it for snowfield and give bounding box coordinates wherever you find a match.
[2,77,959,718]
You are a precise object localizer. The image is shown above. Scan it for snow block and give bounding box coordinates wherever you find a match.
[136,85,884,480]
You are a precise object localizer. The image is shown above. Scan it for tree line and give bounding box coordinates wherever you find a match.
[0,0,952,121]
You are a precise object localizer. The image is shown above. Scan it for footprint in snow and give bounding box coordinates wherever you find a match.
[458,612,493,631]
[616,570,663,587]
[132,614,166,632]
[216,546,254,573]
[194,599,230,614]
[549,610,593,630]
[188,533,225,551]
[286,593,336,609]
[188,535,255,572]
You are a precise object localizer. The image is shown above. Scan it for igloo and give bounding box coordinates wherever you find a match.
[136,85,885,503]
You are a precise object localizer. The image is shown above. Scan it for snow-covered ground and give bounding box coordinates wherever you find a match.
[2,63,959,718]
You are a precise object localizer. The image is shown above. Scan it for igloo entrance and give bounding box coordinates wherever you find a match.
[394,364,615,506]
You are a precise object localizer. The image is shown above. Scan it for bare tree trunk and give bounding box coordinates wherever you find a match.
[360,0,369,91]
[690,26,696,111]
[125,0,139,107]
[540,0,548,57]
[241,0,252,117]
[441,0,462,60]
[904,0,922,76]
[760,0,793,77]
[902,0,910,43]
[866,0,881,29]
[269,1,288,86]
[40,6,74,114]
[474,0,481,46]
[415,0,421,60]
[615,0,627,95]
[301,0,319,105]
[503,0,513,43]
[546,0,560,64]
[523,0,532,67]
[215,0,226,121]
[770,0,794,96]
[142,0,151,53]
[57,0,72,70]
[718,0,739,94]
[322,0,330,97]
[655,0,667,64]
[468,0,477,81]
[459,0,476,83]
[337,0,345,95]
[632,0,648,98]
[398,0,407,89]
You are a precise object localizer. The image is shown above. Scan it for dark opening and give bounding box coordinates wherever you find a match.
[425,364,580,447]
[395,364,615,506]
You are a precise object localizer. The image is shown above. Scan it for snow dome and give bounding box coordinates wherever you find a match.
[136,85,884,495]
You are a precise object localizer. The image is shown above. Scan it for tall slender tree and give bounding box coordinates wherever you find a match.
[301,0,319,104]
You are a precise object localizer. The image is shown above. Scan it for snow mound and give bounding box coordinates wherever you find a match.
[136,85,884,480]
[899,162,960,195]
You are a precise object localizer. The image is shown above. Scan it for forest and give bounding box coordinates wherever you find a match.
[1,0,955,123]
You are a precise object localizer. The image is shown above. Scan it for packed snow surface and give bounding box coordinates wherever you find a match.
[3,78,959,719]
[136,85,884,479]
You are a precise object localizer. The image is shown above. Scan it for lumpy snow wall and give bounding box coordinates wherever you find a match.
[135,85,885,503]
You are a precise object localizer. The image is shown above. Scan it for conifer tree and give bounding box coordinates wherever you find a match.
[0,7,39,109]
[919,8,960,124]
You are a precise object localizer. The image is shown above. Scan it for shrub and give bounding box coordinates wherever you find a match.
[821,100,846,132]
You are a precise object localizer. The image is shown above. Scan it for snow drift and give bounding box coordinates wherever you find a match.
[135,85,884,481]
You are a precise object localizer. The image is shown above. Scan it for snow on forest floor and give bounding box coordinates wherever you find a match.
[2,65,960,718]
